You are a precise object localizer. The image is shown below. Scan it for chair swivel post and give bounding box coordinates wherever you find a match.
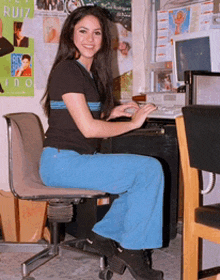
[48,201,74,254]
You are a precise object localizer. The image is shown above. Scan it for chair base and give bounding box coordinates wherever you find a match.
[0,239,114,280]
[0,241,47,253]
[60,238,114,280]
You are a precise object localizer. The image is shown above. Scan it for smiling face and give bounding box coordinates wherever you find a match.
[73,15,102,70]
[22,58,30,70]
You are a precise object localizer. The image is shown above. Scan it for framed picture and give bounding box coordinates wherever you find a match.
[155,70,173,92]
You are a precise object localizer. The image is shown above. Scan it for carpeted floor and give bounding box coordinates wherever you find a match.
[0,233,181,280]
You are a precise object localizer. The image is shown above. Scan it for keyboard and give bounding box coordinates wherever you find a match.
[125,104,183,119]
[147,105,183,119]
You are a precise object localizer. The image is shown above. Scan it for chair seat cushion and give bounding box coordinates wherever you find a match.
[195,204,220,229]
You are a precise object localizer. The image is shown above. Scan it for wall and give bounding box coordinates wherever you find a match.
[132,0,168,95]
[132,0,152,95]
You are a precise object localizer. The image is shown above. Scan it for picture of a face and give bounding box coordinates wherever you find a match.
[65,0,82,14]
[21,58,30,70]
[43,17,61,44]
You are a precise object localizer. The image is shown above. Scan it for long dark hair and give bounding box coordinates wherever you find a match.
[41,5,114,118]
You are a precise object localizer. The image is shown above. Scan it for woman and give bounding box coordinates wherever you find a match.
[15,54,32,77]
[40,6,164,280]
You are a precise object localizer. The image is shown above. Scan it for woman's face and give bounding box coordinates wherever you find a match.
[22,58,30,70]
[15,27,22,38]
[118,41,126,51]
[73,15,102,66]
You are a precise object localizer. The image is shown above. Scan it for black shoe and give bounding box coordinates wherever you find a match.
[86,231,118,257]
[0,83,4,93]
[143,249,153,269]
[108,247,163,280]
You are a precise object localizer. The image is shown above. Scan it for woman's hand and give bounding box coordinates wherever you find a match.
[107,101,139,121]
[131,103,157,129]
[15,65,24,77]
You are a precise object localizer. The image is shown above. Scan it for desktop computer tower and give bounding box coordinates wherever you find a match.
[101,120,180,246]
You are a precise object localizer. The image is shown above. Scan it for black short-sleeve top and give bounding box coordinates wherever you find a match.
[44,59,102,154]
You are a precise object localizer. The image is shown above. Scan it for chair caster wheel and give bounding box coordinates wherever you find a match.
[22,276,35,280]
[75,240,85,250]
[99,268,113,280]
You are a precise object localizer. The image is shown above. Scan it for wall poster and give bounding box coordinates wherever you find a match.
[0,0,34,96]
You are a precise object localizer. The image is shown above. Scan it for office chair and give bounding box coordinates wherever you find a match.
[176,105,220,280]
[2,112,113,280]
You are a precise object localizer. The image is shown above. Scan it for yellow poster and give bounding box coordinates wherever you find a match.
[0,0,34,96]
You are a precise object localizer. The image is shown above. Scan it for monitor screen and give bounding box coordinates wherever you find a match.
[176,36,211,82]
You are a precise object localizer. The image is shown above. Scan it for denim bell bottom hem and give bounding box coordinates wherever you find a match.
[40,147,164,250]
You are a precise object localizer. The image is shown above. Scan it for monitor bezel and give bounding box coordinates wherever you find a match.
[171,29,220,89]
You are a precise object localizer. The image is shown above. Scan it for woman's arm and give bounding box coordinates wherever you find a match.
[62,93,156,138]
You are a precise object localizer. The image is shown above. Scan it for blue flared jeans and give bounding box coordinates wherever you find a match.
[40,147,164,250]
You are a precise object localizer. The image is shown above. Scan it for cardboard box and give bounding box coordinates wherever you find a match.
[0,190,47,242]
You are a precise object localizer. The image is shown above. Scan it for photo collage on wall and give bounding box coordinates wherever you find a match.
[0,0,132,99]
[155,0,213,92]
[0,0,34,96]
[87,1,132,100]
[156,0,214,63]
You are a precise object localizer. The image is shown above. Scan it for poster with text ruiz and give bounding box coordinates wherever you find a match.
[0,0,34,97]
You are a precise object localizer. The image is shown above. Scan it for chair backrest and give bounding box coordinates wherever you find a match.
[176,104,220,280]
[4,112,107,200]
[182,105,220,174]
[4,113,45,198]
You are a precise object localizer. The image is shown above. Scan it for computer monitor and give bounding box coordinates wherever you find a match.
[171,30,220,89]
